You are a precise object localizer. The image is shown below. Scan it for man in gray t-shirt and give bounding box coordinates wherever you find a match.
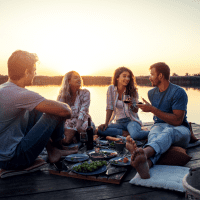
[0,50,75,170]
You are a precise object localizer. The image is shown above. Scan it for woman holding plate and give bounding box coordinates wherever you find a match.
[97,67,149,140]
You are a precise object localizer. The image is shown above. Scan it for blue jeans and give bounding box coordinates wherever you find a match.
[98,117,149,140]
[0,109,65,170]
[145,123,191,165]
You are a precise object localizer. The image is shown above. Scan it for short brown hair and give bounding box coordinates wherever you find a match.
[8,50,38,80]
[150,62,170,80]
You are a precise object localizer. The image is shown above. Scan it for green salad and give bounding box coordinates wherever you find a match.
[109,142,115,146]
[72,160,107,173]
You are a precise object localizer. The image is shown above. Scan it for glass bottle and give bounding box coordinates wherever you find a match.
[86,117,93,150]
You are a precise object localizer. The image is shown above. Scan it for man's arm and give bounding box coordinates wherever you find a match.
[150,107,185,126]
[35,100,72,118]
[137,99,185,126]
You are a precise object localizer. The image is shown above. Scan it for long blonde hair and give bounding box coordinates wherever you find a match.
[57,71,83,103]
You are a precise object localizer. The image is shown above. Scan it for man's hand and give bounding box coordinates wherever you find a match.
[98,123,108,131]
[136,98,153,112]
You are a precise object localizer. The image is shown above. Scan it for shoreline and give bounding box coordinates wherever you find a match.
[1,75,200,87]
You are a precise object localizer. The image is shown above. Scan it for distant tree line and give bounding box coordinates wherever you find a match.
[0,74,200,87]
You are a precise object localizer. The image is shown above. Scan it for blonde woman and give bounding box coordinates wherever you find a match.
[57,71,95,144]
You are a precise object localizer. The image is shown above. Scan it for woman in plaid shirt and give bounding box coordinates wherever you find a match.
[97,67,149,140]
[57,71,95,144]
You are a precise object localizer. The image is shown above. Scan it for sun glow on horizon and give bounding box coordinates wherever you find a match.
[0,0,200,77]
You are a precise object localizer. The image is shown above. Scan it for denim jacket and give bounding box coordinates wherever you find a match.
[106,85,142,126]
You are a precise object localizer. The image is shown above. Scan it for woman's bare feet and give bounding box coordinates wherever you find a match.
[46,141,78,163]
[126,135,150,179]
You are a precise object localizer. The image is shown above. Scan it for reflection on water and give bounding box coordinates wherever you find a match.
[27,85,200,126]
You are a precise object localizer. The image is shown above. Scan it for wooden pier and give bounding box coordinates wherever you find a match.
[0,122,200,200]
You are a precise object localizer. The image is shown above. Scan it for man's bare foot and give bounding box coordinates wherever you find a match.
[126,136,150,179]
[131,148,150,179]
[122,130,129,137]
[46,141,78,163]
[126,135,137,154]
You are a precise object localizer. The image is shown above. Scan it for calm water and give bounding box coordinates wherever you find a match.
[27,85,200,126]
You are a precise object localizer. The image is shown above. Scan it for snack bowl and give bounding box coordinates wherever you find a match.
[114,141,126,152]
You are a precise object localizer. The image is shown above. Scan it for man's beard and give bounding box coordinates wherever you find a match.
[152,79,161,87]
[26,79,33,86]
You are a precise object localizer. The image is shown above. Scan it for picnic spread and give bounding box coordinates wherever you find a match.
[49,136,136,184]
[1,122,200,200]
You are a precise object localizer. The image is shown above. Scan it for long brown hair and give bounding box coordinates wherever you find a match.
[112,66,137,98]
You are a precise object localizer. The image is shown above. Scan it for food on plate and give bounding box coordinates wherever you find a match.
[93,135,99,141]
[109,141,115,146]
[110,152,117,156]
[106,136,122,142]
[72,160,107,173]
[123,157,129,163]
[111,157,129,165]
[90,152,104,159]
[101,151,117,157]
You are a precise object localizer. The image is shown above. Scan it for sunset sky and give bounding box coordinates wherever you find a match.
[0,0,200,77]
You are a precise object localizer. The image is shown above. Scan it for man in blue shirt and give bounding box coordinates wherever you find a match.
[126,62,191,179]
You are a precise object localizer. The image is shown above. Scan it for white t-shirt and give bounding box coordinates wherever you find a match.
[115,100,130,120]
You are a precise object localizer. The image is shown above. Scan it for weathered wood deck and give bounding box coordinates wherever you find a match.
[0,123,200,200]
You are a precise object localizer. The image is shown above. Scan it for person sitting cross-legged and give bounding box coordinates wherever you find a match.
[97,67,149,140]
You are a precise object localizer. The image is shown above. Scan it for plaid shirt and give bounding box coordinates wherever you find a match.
[106,85,142,126]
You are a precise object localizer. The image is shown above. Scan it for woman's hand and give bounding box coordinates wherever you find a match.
[98,123,108,131]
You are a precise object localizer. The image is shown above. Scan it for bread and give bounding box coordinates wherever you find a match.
[106,136,122,142]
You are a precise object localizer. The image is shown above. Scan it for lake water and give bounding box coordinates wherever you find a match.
[27,85,200,126]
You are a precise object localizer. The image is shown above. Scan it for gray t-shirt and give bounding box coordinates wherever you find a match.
[0,82,45,161]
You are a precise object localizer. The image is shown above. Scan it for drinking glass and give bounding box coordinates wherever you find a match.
[95,137,100,153]
[123,94,131,104]
[80,132,88,153]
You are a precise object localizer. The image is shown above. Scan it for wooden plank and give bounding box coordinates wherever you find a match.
[187,146,200,160]
[0,182,154,200]
[185,159,200,169]
[105,190,185,200]
[48,169,127,184]
[0,170,104,198]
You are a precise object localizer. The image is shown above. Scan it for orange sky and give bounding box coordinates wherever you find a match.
[0,0,200,77]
